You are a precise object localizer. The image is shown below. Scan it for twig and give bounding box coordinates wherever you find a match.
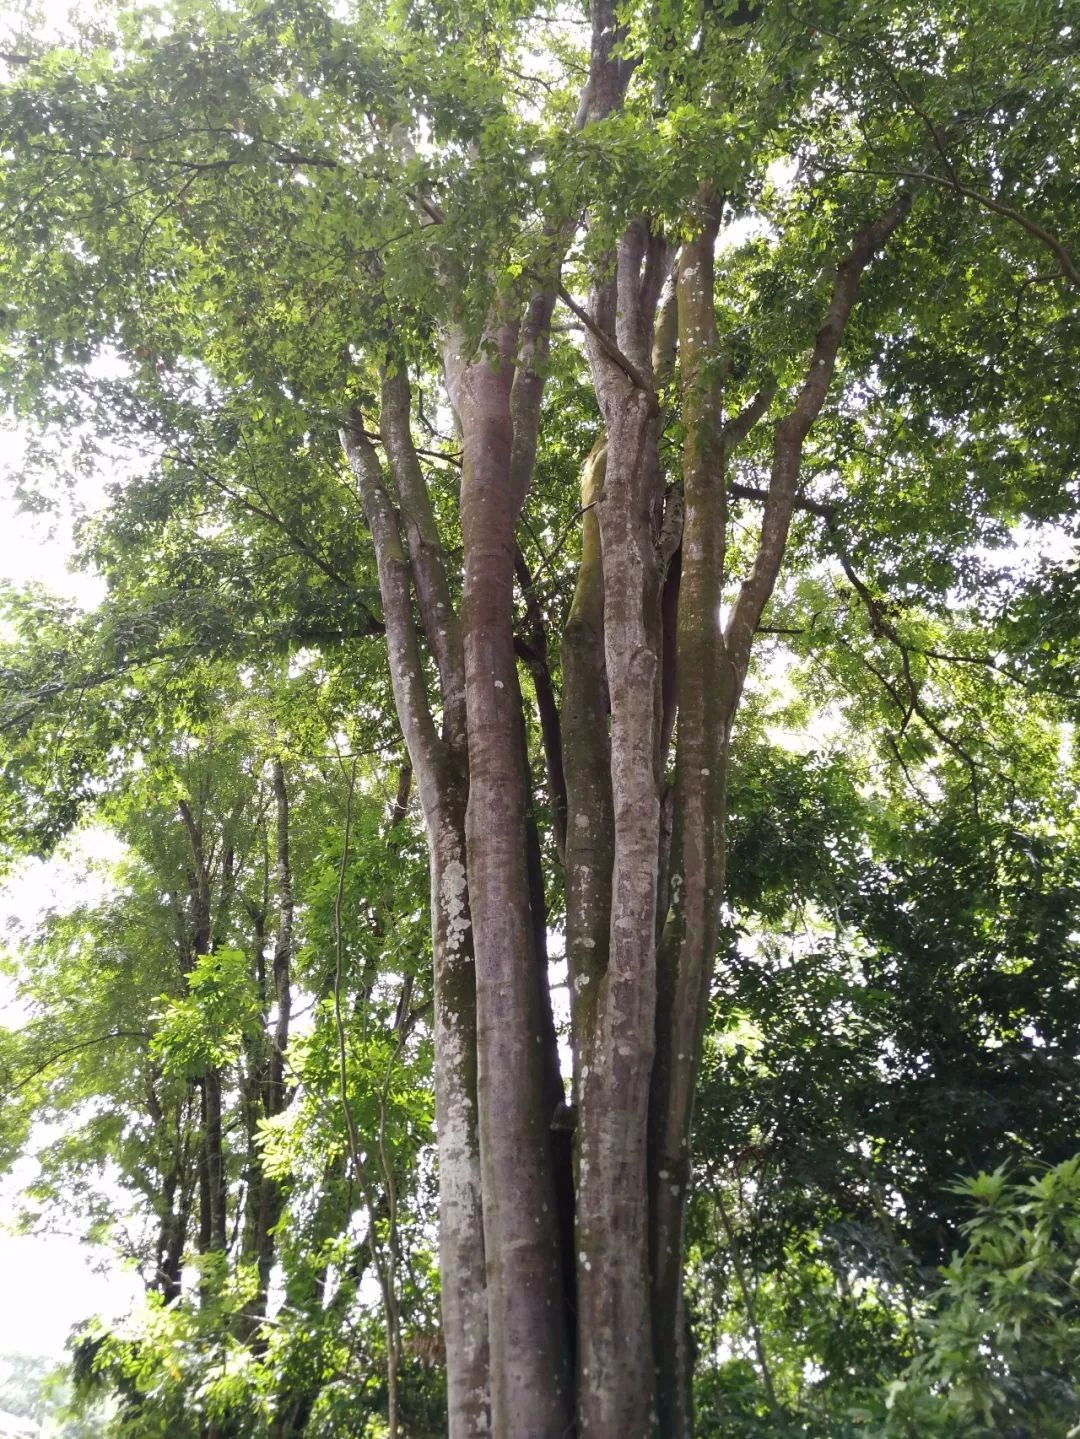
[7,1029,151,1094]
[360,426,462,469]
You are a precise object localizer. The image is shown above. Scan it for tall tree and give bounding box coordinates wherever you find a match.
[0,0,1076,1432]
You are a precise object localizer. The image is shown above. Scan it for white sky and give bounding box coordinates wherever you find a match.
[0,1199,141,1360]
[0,411,128,1358]
[2,0,155,1371]
[0,871,141,1361]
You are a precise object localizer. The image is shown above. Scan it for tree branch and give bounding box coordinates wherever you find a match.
[730,485,1076,701]
[557,283,654,396]
[833,166,1078,286]
[514,549,568,859]
[9,1030,151,1094]
[380,365,467,754]
[722,379,778,451]
[724,191,913,690]
[728,481,835,519]
[340,414,444,794]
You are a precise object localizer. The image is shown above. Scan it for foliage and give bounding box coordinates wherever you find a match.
[0,1351,109,1436]
[0,0,1076,1428]
[881,1157,1080,1438]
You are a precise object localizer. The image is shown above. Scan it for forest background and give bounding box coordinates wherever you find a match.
[0,0,1078,1435]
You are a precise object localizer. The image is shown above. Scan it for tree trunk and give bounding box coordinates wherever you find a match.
[202,1066,227,1252]
[576,389,664,1436]
[429,801,491,1438]
[342,413,491,1436]
[177,797,229,1259]
[268,756,292,1120]
[649,207,730,1434]
[344,106,909,1428]
[571,211,668,1436]
[562,438,614,1092]
[155,1163,185,1302]
[456,322,572,1435]
[645,192,914,1433]
[241,759,294,1327]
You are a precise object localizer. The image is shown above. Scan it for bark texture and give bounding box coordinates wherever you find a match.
[342,412,491,1436]
[646,191,914,1436]
[455,317,572,1436]
[561,438,614,1084]
[575,218,669,1436]
[650,206,730,1434]
[339,8,911,1428]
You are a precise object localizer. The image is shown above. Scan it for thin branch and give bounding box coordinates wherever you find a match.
[722,379,778,451]
[835,625,983,812]
[819,26,961,185]
[831,165,1078,286]
[362,425,462,469]
[514,548,568,859]
[8,1030,151,1094]
[165,446,355,593]
[730,484,1075,701]
[332,758,362,1173]
[714,1191,780,1421]
[728,481,835,520]
[556,283,654,395]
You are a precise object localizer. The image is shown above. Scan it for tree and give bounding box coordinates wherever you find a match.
[683,763,1080,1434]
[0,0,1077,1433]
[2,670,441,1435]
[881,1156,1080,1438]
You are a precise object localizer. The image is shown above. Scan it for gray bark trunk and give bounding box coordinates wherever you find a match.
[456,324,572,1436]
[561,438,614,1089]
[648,192,914,1434]
[650,211,729,1435]
[430,803,491,1438]
[576,388,663,1437]
[342,415,491,1435]
[575,218,668,1436]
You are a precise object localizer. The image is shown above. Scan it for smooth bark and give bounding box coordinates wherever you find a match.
[342,31,911,1439]
[648,192,914,1435]
[562,438,614,1085]
[456,320,572,1436]
[575,218,668,1436]
[341,415,491,1436]
[650,206,730,1434]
